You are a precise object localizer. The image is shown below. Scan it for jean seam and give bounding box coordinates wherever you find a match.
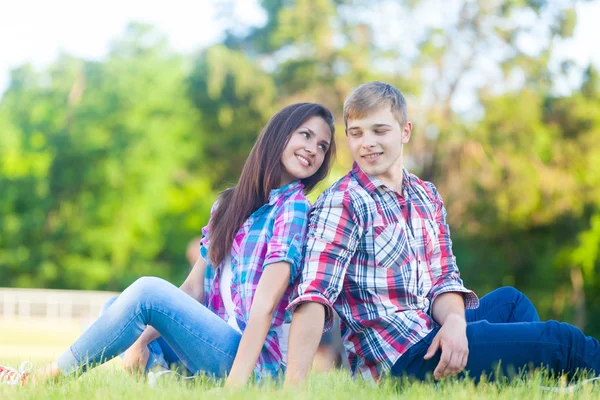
[69,345,81,364]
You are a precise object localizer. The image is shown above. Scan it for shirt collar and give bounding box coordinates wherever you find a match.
[351,161,412,196]
[268,180,304,205]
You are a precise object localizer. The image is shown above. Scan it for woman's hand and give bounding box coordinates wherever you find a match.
[122,342,150,375]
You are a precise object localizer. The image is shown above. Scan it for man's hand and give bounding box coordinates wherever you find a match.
[423,313,468,380]
[122,342,150,375]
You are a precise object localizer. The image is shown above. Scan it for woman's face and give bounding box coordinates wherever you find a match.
[279,116,332,187]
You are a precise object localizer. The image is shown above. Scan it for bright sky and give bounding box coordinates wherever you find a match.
[0,0,265,94]
[0,0,599,96]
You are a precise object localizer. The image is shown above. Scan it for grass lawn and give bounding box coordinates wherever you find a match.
[1,318,599,399]
[2,367,600,400]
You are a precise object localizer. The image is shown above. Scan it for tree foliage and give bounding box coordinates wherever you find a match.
[1,2,599,336]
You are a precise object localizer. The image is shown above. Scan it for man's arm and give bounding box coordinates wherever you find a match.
[425,183,478,308]
[421,183,478,380]
[284,190,362,385]
[284,302,325,387]
[423,292,468,380]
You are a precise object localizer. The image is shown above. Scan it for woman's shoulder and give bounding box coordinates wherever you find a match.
[281,189,311,214]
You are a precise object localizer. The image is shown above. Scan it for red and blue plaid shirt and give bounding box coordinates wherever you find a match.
[288,163,479,381]
[200,181,310,379]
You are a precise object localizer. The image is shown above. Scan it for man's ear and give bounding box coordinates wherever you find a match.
[402,121,412,144]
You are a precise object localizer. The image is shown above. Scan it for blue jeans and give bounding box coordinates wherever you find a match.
[56,277,242,377]
[100,296,185,373]
[391,286,600,381]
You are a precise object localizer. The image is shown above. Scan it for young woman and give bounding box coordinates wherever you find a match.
[1,102,336,387]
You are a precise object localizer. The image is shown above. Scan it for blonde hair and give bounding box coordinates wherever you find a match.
[343,81,408,127]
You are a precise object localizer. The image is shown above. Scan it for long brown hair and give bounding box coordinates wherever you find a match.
[208,102,336,267]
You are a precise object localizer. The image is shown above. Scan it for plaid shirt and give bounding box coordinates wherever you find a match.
[200,181,310,379]
[288,163,479,381]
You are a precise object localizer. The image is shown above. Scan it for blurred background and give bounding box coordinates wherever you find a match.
[1,0,600,359]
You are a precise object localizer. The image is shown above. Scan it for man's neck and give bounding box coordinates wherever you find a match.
[376,163,404,193]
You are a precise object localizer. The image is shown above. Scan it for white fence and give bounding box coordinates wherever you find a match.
[0,287,119,321]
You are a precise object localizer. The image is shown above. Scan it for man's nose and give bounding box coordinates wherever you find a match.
[361,132,376,148]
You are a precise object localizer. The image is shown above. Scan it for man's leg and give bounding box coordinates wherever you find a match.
[466,286,540,324]
[391,319,600,382]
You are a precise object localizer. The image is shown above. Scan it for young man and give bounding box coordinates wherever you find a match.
[284,81,600,384]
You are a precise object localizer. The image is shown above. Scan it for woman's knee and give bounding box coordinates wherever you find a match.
[100,295,120,315]
[122,276,167,303]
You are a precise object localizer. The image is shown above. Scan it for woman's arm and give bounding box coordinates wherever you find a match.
[224,262,291,387]
[180,256,208,302]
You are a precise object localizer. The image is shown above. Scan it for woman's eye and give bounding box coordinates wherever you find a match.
[300,131,309,138]
[318,144,327,152]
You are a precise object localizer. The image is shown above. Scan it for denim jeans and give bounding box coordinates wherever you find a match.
[56,277,242,377]
[100,295,186,373]
[391,286,600,381]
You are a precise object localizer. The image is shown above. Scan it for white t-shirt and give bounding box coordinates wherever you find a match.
[220,259,290,363]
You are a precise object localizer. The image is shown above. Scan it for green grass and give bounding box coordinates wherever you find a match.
[1,364,599,399]
[2,319,599,399]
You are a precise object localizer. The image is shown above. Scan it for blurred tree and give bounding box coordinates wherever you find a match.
[187,45,277,187]
[0,23,208,290]
[216,0,599,332]
[1,1,598,339]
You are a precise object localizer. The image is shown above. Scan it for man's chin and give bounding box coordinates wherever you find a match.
[356,162,383,176]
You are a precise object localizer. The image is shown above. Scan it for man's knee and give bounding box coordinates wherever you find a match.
[495,286,524,301]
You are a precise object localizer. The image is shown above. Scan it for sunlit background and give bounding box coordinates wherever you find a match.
[1,0,600,360]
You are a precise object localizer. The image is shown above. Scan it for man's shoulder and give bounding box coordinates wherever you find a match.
[406,171,441,203]
[313,171,371,208]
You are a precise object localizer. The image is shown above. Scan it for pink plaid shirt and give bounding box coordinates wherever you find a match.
[200,181,310,378]
[288,163,479,381]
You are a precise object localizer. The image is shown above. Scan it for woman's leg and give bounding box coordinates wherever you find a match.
[50,276,240,379]
[100,295,186,373]
[466,286,540,324]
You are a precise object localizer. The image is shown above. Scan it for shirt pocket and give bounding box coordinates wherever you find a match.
[372,222,418,300]
[373,223,411,269]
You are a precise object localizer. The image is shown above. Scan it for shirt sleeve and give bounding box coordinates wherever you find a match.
[425,182,479,311]
[287,190,363,332]
[263,196,311,284]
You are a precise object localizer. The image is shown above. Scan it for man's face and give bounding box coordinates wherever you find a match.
[346,106,412,183]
